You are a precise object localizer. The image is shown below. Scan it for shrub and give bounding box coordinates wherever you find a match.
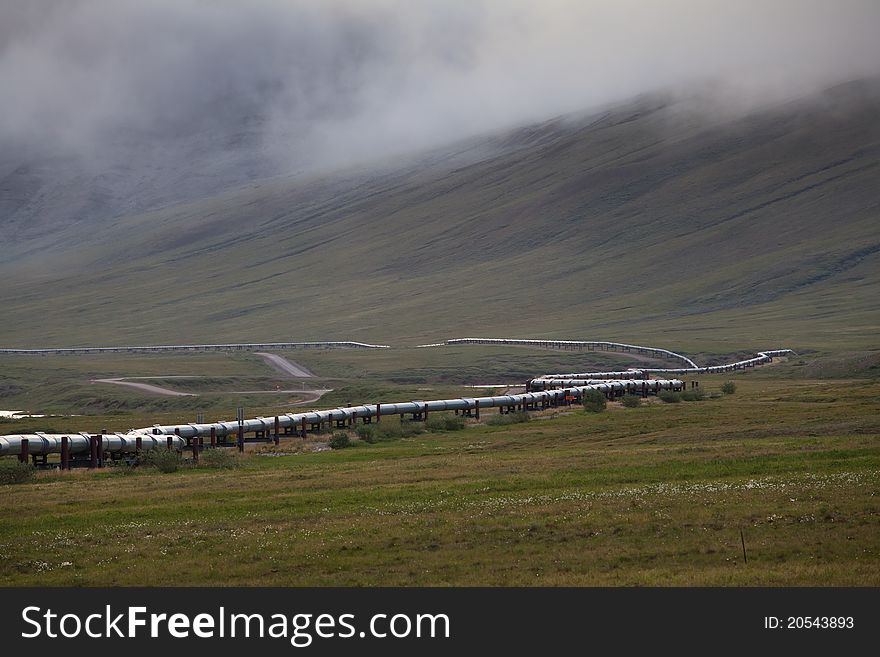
[396,421,425,438]
[0,460,35,485]
[681,388,706,402]
[200,448,239,469]
[141,448,183,473]
[356,424,378,444]
[582,389,607,413]
[355,420,426,443]
[658,390,682,404]
[426,415,466,432]
[486,411,531,426]
[329,432,351,449]
[621,394,641,408]
[721,381,737,395]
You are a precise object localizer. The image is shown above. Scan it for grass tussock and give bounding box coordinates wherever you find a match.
[486,411,531,426]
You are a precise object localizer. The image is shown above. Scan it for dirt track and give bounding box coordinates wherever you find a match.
[255,352,315,378]
[92,378,196,397]
[91,378,331,403]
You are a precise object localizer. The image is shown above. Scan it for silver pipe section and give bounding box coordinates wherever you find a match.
[434,338,699,368]
[0,341,390,356]
[535,370,646,380]
[537,350,796,380]
[0,432,185,457]
[134,379,683,441]
[635,350,797,375]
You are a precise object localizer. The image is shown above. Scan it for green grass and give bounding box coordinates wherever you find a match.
[1,375,877,586]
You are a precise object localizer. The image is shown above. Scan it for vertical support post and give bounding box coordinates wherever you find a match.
[167,436,173,451]
[274,416,280,445]
[424,403,429,422]
[61,436,69,470]
[301,416,307,439]
[376,403,381,423]
[475,399,480,421]
[192,435,199,463]
[237,423,244,453]
[135,435,142,459]
[89,435,98,469]
[19,438,29,464]
[210,426,216,448]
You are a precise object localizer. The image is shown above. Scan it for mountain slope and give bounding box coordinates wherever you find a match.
[1,80,878,352]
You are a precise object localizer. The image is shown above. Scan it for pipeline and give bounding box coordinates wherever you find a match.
[0,342,794,458]
[0,341,390,356]
[0,432,185,457]
[530,350,795,388]
[428,338,699,368]
[0,380,683,457]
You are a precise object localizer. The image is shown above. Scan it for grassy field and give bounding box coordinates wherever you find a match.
[1,368,877,586]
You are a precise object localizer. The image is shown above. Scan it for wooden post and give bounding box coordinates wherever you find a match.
[475,399,480,421]
[61,436,69,470]
[19,438,28,464]
[274,416,280,445]
[167,435,173,451]
[237,423,244,453]
[210,426,216,448]
[301,416,307,439]
[376,403,381,423]
[192,434,199,463]
[89,435,98,469]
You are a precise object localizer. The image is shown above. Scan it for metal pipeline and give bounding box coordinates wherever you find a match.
[0,432,185,457]
[138,379,684,441]
[0,343,794,457]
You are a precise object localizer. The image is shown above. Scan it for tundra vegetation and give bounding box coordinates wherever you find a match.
[1,364,877,586]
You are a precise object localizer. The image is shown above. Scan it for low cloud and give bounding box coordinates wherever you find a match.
[2,0,879,172]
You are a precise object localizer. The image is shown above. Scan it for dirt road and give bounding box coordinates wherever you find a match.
[254,352,315,378]
[92,378,196,397]
[92,377,331,403]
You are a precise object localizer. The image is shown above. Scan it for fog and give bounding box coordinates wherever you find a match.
[2,0,879,172]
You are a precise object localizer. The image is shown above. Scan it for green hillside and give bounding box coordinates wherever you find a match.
[2,80,878,352]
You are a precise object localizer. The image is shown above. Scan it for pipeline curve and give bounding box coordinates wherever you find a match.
[0,343,794,458]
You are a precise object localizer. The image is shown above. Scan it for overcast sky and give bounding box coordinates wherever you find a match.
[2,0,879,171]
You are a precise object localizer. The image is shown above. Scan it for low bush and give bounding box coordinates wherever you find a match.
[681,388,706,401]
[658,390,682,404]
[200,448,239,468]
[355,421,425,443]
[0,461,35,485]
[329,432,351,450]
[426,415,466,432]
[582,389,607,413]
[141,448,183,473]
[721,381,737,395]
[621,394,641,408]
[356,424,378,443]
[486,411,531,426]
